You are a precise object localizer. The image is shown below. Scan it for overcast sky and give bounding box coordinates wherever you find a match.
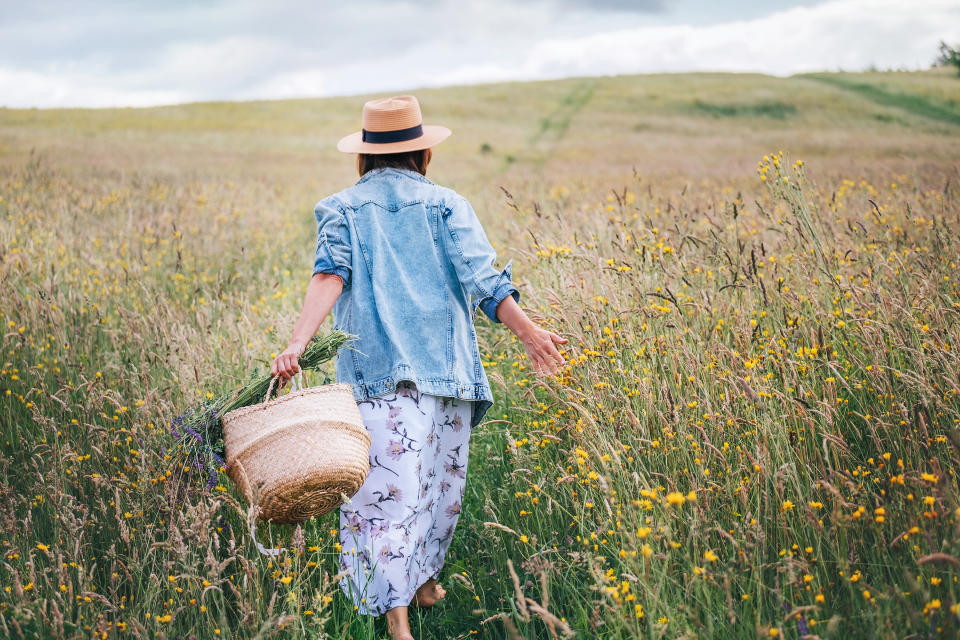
[1,0,958,108]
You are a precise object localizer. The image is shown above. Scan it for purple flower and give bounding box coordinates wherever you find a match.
[444,460,466,478]
[343,512,365,535]
[438,480,451,493]
[386,439,406,461]
[445,501,461,518]
[451,414,463,432]
[386,483,403,502]
[388,406,402,419]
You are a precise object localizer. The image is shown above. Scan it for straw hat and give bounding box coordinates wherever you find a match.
[336,95,451,154]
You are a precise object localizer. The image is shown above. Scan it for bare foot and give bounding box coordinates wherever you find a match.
[385,605,415,640]
[411,578,446,608]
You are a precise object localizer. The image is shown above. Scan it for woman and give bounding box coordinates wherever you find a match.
[271,95,566,640]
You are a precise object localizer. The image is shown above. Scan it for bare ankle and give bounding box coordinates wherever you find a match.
[386,606,413,640]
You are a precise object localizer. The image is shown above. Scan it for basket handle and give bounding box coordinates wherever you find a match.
[235,458,284,557]
[263,369,305,403]
[250,519,283,557]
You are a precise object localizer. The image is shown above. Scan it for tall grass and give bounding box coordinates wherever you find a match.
[469,154,960,638]
[1,144,959,638]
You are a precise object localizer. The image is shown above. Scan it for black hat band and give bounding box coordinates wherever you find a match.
[361,124,424,144]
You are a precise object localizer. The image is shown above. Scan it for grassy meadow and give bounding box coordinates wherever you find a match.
[2,68,960,638]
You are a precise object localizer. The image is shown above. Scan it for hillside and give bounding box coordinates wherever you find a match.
[1,69,960,639]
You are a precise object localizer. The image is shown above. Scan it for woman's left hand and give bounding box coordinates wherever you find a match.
[271,341,306,385]
[518,327,568,377]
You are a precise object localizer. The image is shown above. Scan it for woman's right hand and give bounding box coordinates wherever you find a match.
[271,341,306,384]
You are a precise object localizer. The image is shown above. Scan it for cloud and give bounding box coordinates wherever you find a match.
[0,0,957,108]
[422,0,960,87]
[0,67,186,108]
[553,0,665,11]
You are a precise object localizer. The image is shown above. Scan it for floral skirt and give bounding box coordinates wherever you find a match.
[338,381,473,616]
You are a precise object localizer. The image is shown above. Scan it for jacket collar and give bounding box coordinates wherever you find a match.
[356,166,435,186]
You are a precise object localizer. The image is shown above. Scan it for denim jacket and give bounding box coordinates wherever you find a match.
[312,166,519,428]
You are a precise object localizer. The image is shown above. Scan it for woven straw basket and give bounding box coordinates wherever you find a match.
[222,372,370,524]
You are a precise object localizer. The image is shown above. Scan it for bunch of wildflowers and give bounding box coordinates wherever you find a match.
[168,330,354,489]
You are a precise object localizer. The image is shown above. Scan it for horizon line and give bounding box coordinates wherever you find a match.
[0,65,947,112]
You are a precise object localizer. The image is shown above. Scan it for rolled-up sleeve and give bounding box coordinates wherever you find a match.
[440,195,520,323]
[312,197,352,286]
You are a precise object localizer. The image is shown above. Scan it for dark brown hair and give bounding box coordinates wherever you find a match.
[357,148,432,177]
